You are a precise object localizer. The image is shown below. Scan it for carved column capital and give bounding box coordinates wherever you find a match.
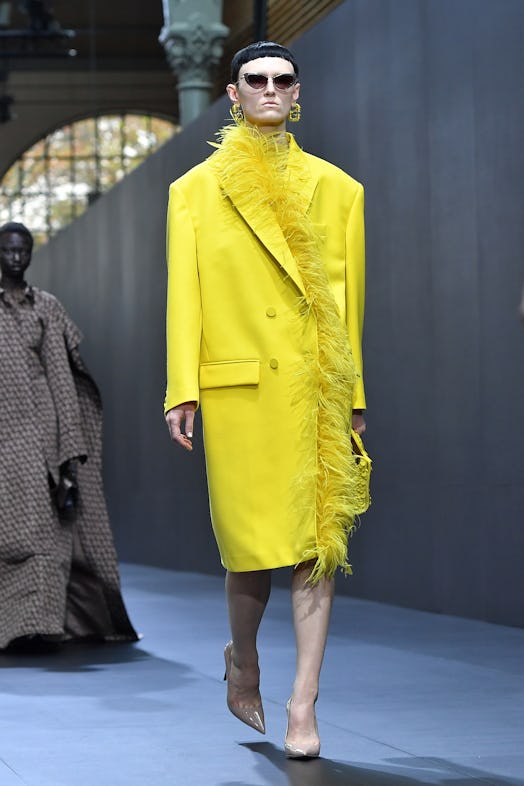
[160,12,228,87]
[159,4,229,125]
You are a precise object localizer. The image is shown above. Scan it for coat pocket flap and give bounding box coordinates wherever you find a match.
[199,359,260,389]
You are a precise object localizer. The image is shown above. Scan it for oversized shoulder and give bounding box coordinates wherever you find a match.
[31,287,83,345]
[31,287,66,314]
[302,150,363,196]
[168,155,218,195]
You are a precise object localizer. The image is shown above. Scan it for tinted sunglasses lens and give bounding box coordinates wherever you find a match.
[244,74,268,89]
[274,75,296,90]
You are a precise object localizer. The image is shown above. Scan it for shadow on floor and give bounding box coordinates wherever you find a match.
[219,742,523,786]
[0,641,195,706]
[0,640,151,670]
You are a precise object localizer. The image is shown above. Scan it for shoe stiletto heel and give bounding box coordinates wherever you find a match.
[223,641,265,734]
[284,698,320,759]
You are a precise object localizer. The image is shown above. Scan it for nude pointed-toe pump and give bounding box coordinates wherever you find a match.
[223,641,266,734]
[284,698,320,759]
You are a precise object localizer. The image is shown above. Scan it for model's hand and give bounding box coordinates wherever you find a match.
[352,410,366,435]
[165,402,197,451]
[53,459,79,519]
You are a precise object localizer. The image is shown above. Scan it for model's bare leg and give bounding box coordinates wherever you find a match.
[286,561,334,755]
[224,569,271,732]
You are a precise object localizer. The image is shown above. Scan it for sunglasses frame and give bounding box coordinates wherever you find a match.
[239,73,298,92]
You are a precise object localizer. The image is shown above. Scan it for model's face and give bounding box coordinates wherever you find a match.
[227,56,300,134]
[0,232,32,280]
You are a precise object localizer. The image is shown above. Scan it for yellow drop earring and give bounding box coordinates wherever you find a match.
[230,103,244,124]
[288,102,301,123]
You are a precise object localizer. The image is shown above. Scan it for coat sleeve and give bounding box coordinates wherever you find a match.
[164,181,203,413]
[40,296,88,468]
[345,183,366,410]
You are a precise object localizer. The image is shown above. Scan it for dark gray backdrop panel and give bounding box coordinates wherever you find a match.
[31,0,524,626]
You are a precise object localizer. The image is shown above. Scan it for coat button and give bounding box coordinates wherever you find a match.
[266,307,276,318]
[269,358,279,369]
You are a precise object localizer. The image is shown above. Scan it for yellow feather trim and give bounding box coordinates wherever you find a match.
[210,125,363,583]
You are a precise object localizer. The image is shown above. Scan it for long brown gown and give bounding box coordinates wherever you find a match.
[0,284,138,648]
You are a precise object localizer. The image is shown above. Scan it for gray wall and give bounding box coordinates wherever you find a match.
[31,0,524,627]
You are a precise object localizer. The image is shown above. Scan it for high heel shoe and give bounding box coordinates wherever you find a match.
[284,698,320,759]
[223,641,265,734]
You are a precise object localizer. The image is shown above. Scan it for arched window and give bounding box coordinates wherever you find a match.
[0,113,179,247]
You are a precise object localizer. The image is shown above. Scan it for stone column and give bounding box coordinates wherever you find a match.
[159,0,229,126]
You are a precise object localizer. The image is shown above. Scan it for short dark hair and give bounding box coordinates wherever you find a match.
[0,221,34,249]
[230,41,299,83]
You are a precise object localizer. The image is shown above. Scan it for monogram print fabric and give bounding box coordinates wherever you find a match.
[0,287,137,648]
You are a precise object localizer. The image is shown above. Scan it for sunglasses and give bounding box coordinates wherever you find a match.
[239,73,297,92]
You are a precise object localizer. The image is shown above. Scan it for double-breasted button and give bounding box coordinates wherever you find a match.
[266,307,277,318]
[269,358,279,369]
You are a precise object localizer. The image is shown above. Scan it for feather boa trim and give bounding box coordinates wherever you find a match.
[210,124,360,583]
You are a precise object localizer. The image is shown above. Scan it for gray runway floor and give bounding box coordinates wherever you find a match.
[1,563,523,786]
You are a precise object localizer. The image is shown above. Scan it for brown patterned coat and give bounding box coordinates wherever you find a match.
[0,285,137,648]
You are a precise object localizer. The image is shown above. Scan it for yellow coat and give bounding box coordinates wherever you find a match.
[165,133,365,572]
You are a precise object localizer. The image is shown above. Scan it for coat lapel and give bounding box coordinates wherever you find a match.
[216,134,318,297]
[232,197,307,295]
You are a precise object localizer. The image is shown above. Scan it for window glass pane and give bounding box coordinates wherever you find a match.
[4,194,22,218]
[0,113,178,247]
[124,117,152,154]
[97,116,123,158]
[23,157,47,194]
[49,197,74,231]
[75,118,97,157]
[19,198,46,232]
[123,155,145,176]
[0,195,11,222]
[32,229,48,246]
[70,198,88,221]
[99,157,121,190]
[29,140,46,158]
[22,181,47,198]
[1,162,21,194]
[151,117,177,145]
[48,157,75,197]
[72,159,97,198]
[122,141,141,160]
[48,126,73,158]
